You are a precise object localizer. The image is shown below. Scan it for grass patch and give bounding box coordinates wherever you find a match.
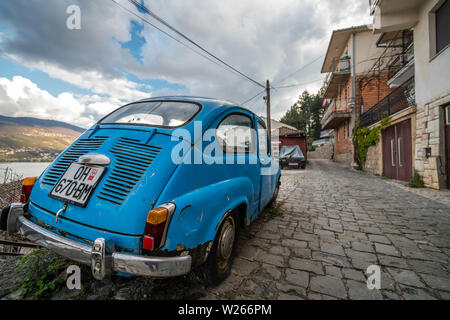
[265,200,285,218]
[408,171,425,188]
[14,249,70,300]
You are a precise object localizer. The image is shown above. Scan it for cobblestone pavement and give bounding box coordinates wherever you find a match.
[1,160,449,300]
[204,160,450,300]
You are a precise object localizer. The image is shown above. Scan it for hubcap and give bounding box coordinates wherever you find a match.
[217,216,235,269]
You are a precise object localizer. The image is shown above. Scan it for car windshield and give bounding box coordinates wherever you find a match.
[100,101,200,127]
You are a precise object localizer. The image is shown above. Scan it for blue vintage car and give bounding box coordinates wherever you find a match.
[1,97,280,285]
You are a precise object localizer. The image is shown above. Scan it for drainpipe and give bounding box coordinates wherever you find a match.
[352,29,358,129]
[351,29,359,168]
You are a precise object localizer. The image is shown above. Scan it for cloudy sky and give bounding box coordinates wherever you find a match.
[0,0,371,128]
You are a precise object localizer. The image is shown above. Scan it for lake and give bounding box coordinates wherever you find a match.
[0,162,51,183]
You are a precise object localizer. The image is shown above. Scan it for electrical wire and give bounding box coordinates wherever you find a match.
[273,55,325,86]
[274,78,326,89]
[109,0,246,80]
[126,0,266,88]
[241,89,266,105]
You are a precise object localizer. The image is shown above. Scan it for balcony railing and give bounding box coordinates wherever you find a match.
[323,56,351,99]
[321,99,352,130]
[360,77,415,127]
[387,30,414,80]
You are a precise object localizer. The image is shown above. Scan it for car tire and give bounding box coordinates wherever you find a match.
[199,209,240,286]
[1,205,10,231]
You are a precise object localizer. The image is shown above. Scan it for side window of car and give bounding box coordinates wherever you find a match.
[257,121,269,156]
[216,114,254,154]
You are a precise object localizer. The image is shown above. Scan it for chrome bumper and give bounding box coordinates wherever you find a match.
[7,203,191,280]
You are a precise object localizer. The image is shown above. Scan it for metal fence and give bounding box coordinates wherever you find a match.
[360,77,415,127]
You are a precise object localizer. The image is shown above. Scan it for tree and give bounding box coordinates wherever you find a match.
[280,89,326,142]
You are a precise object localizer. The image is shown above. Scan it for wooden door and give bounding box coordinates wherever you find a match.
[396,120,413,182]
[445,106,450,188]
[382,119,412,181]
[382,125,396,179]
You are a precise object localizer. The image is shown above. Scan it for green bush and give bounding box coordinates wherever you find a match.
[353,117,391,169]
[408,171,425,188]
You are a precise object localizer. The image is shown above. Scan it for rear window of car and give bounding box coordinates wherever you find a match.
[100,101,200,127]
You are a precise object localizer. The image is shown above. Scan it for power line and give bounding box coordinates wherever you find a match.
[108,0,245,80]
[241,89,266,105]
[273,55,324,86]
[274,78,326,89]
[125,0,266,89]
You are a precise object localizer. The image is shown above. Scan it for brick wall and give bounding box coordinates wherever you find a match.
[357,73,396,113]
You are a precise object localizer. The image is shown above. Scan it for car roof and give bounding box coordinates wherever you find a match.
[137,96,257,117]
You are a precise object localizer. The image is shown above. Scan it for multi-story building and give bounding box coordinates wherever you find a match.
[320,25,395,165]
[369,0,450,189]
[321,0,449,189]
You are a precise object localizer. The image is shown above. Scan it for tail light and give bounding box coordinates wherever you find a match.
[143,203,175,252]
[21,177,37,203]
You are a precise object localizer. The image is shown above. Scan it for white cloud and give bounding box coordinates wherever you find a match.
[0,0,371,122]
[0,76,116,128]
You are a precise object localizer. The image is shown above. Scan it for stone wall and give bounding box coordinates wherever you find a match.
[335,151,352,165]
[364,139,382,176]
[414,93,450,189]
[309,144,333,159]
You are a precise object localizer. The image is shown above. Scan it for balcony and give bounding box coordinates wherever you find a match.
[387,31,414,87]
[360,77,415,127]
[323,56,351,99]
[321,99,352,130]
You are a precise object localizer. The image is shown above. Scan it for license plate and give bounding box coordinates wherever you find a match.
[49,163,106,207]
[288,163,298,166]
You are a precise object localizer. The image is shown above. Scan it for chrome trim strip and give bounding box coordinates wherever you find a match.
[13,212,192,279]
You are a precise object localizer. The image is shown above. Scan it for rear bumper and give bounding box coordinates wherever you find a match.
[7,203,191,280]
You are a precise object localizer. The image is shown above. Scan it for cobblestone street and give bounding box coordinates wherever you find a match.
[205,160,450,300]
[1,159,450,300]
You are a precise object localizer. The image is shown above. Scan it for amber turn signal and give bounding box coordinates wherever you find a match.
[146,207,169,225]
[21,177,37,203]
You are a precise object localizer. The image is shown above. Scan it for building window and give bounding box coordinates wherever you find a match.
[430,0,450,58]
[398,137,403,167]
[391,139,396,166]
[436,0,450,54]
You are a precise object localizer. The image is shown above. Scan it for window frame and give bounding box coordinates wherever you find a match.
[216,112,255,155]
[429,0,450,60]
[446,105,450,125]
[98,100,203,129]
[256,120,270,157]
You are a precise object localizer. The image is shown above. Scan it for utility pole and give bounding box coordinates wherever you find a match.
[265,79,272,143]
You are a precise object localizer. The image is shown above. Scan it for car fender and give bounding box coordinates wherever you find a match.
[160,176,254,254]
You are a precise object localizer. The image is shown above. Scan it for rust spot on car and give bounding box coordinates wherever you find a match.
[178,205,192,223]
[215,209,231,231]
[177,244,186,251]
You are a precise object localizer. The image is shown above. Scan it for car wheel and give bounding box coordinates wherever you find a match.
[199,209,240,286]
[1,205,10,231]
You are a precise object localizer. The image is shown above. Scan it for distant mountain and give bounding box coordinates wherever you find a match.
[0,115,85,133]
[0,114,86,162]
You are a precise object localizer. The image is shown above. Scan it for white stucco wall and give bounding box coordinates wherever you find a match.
[414,0,450,105]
